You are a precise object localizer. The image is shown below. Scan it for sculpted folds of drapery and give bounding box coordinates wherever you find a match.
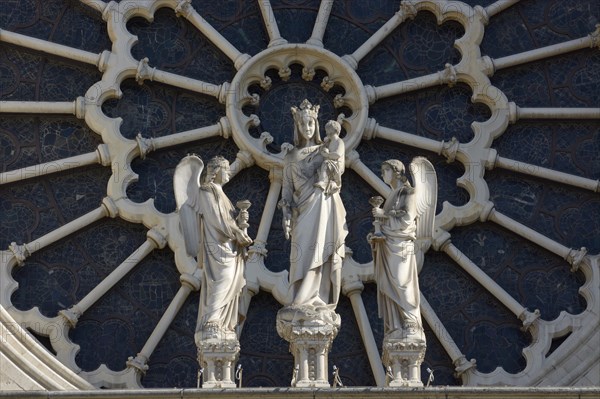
[371,157,437,339]
[278,100,348,320]
[174,155,251,339]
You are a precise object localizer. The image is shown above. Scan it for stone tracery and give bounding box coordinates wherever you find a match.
[0,0,598,389]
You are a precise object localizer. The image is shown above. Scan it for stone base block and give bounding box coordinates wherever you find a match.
[197,337,240,389]
[276,306,340,388]
[383,335,426,387]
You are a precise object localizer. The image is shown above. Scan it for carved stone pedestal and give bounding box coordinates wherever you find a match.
[197,335,240,388]
[382,333,426,387]
[276,307,340,388]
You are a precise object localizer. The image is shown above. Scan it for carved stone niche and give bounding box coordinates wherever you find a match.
[197,337,240,388]
[276,308,340,388]
[382,336,426,388]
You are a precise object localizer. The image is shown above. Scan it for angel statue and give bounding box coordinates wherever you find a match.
[369,157,437,341]
[174,155,252,340]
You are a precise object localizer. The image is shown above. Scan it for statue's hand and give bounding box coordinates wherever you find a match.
[367,231,385,244]
[283,219,291,240]
[372,208,385,218]
[235,230,253,247]
[388,209,406,218]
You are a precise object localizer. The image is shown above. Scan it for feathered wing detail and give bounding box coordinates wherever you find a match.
[409,157,437,260]
[173,155,204,257]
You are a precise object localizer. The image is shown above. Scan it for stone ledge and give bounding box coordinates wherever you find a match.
[1,387,599,399]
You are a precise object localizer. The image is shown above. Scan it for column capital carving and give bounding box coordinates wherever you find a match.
[101,1,118,22]
[97,50,111,73]
[485,147,498,169]
[519,308,541,331]
[365,85,377,104]
[147,228,168,249]
[341,275,364,297]
[180,273,201,291]
[453,355,477,377]
[197,339,240,353]
[341,54,358,70]
[135,133,155,160]
[479,201,495,222]
[438,63,457,87]
[174,0,193,18]
[135,57,156,85]
[362,118,379,140]
[439,137,460,163]
[126,354,149,375]
[234,54,252,71]
[508,102,519,124]
[567,247,587,272]
[432,230,452,252]
[473,5,489,25]
[398,1,418,21]
[59,306,82,328]
[74,96,86,119]
[96,144,111,166]
[8,242,30,267]
[218,116,232,139]
[235,150,255,169]
[101,197,119,218]
[248,240,268,256]
[479,55,495,77]
[217,82,231,104]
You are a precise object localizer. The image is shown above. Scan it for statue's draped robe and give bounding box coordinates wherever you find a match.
[376,184,422,333]
[195,183,245,332]
[282,145,348,307]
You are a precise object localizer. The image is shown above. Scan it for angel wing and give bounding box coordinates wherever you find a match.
[173,155,203,257]
[409,157,438,264]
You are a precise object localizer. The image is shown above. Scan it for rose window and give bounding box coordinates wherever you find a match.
[0,0,598,389]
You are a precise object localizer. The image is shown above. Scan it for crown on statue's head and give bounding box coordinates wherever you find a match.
[291,99,320,121]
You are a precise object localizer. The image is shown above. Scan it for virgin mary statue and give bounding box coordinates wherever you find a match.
[278,99,348,318]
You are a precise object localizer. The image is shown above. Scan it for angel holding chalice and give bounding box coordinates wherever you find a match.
[369,157,437,341]
[174,155,252,340]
